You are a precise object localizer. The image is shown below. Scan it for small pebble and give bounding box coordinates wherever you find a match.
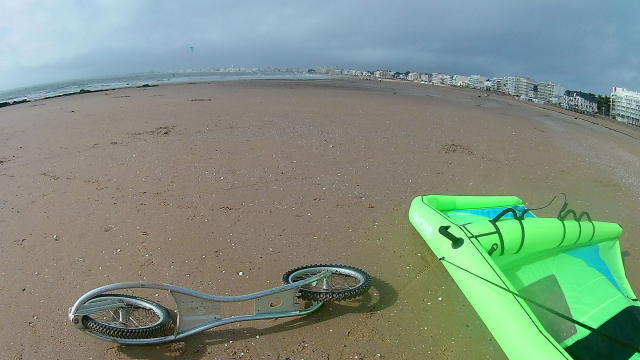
[438,297,443,301]
[239,271,244,276]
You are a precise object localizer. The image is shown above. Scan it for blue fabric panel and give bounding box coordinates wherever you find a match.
[566,245,624,295]
[455,205,536,220]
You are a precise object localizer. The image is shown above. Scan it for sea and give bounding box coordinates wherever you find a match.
[0,71,328,104]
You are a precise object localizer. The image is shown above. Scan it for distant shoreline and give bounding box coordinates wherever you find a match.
[0,84,156,109]
[0,72,329,104]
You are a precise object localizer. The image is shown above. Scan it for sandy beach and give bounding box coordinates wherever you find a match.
[2,78,640,359]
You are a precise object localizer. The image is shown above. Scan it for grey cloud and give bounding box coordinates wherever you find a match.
[1,0,639,94]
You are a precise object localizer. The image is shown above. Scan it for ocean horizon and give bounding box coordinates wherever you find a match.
[0,71,328,104]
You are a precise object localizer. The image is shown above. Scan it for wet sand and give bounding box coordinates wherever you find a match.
[2,78,640,359]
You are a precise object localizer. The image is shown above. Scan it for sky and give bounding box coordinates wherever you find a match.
[1,0,639,95]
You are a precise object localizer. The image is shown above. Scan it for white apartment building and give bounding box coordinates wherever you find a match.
[537,82,567,103]
[611,87,640,125]
[407,72,420,82]
[503,77,538,99]
[431,73,451,85]
[452,75,469,87]
[468,75,488,89]
[487,77,503,92]
[503,77,516,95]
[374,70,393,79]
[317,66,338,74]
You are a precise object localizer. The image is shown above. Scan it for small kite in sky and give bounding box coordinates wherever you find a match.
[190,47,194,52]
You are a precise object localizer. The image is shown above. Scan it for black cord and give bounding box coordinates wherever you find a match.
[525,193,592,224]
[500,193,566,220]
[524,193,566,213]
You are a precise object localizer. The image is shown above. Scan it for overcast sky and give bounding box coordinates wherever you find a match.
[1,0,638,95]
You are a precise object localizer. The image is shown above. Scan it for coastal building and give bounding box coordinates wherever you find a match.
[516,77,538,99]
[374,70,393,79]
[431,73,451,85]
[453,75,469,87]
[503,77,517,95]
[407,72,420,82]
[316,66,337,74]
[563,91,598,114]
[611,87,640,125]
[503,77,537,99]
[468,75,488,89]
[537,82,567,103]
[339,69,366,76]
[487,77,504,92]
[485,78,494,91]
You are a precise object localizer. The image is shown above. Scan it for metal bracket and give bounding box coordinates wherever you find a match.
[254,287,300,314]
[172,291,223,333]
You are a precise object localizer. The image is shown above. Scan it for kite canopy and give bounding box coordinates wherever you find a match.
[409,195,640,360]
